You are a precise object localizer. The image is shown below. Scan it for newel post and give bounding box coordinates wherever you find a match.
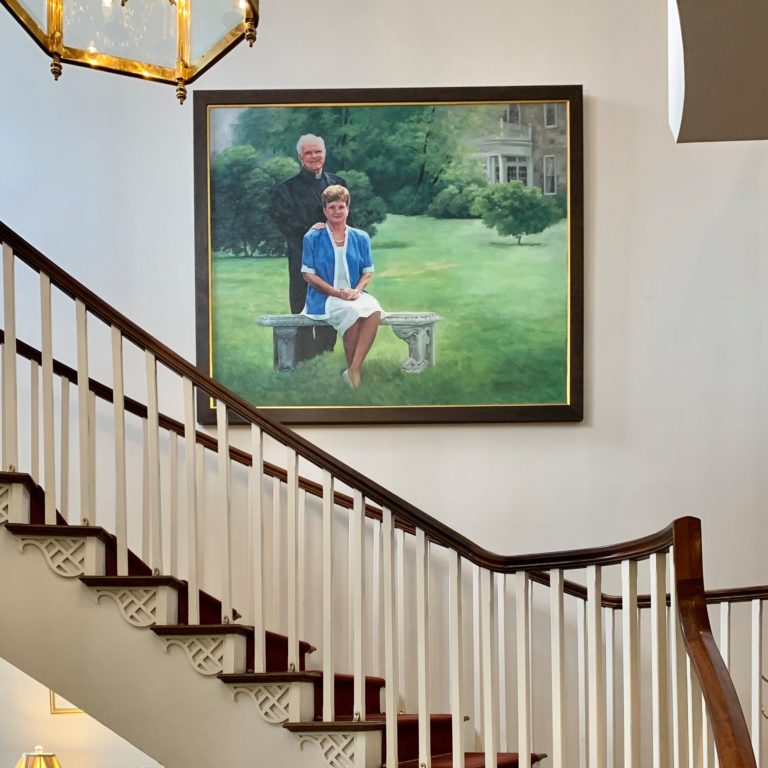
[672,517,756,768]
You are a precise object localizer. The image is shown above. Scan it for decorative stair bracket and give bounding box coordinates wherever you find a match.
[222,672,319,724]
[0,482,30,525]
[232,681,315,724]
[285,725,382,768]
[152,627,249,676]
[90,585,179,628]
[15,531,105,578]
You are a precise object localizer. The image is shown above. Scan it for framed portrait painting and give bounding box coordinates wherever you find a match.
[194,85,583,425]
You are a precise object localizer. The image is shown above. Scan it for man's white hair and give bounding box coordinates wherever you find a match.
[296,134,326,156]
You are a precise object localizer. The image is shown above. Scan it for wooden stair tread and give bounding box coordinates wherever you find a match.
[5,522,112,543]
[81,575,185,589]
[152,624,254,637]
[284,720,383,732]
[220,671,322,684]
[399,754,547,768]
[218,671,383,684]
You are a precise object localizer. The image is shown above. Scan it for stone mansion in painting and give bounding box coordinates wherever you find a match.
[474,102,568,198]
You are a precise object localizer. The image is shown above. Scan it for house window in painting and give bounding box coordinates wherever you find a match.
[506,155,528,184]
[544,103,557,128]
[505,104,521,124]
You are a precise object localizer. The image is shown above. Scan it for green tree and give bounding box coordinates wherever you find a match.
[230,104,492,215]
[211,147,298,258]
[474,182,562,243]
[337,169,387,236]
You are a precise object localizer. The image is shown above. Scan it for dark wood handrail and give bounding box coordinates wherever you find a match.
[6,328,768,609]
[673,517,756,768]
[0,329,413,531]
[0,219,674,572]
[0,223,755,766]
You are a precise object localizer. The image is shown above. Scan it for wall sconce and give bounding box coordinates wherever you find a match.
[14,746,63,768]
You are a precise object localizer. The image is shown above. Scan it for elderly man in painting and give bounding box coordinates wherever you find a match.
[269,134,346,364]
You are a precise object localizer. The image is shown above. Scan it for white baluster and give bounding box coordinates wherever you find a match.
[719,602,731,670]
[145,351,162,574]
[449,551,465,768]
[183,379,200,624]
[272,476,282,630]
[702,696,711,768]
[550,569,566,768]
[196,443,206,589]
[652,553,670,768]
[348,497,355,671]
[111,326,128,575]
[481,568,499,768]
[577,599,588,768]
[30,360,39,482]
[298,487,306,645]
[40,273,56,523]
[669,550,689,768]
[88,390,96,524]
[169,432,179,575]
[752,599,763,762]
[382,508,399,766]
[249,425,265,671]
[687,655,703,768]
[322,471,335,721]
[2,242,18,471]
[396,526,407,712]
[351,490,365,719]
[216,399,232,622]
[141,419,150,563]
[286,447,299,670]
[474,564,484,750]
[713,602,730,768]
[76,300,92,525]
[371,520,381,675]
[516,570,531,768]
[497,573,508,753]
[587,564,606,768]
[605,606,615,768]
[416,528,431,766]
[59,377,69,522]
[623,559,639,767]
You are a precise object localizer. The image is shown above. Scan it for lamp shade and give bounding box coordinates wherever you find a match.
[14,746,63,768]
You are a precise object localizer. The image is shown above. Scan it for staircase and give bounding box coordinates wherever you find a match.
[0,473,544,767]
[0,219,758,768]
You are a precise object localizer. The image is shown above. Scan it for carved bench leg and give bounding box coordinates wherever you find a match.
[391,323,436,373]
[273,327,299,372]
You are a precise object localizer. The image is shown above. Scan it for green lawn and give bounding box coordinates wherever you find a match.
[211,215,569,408]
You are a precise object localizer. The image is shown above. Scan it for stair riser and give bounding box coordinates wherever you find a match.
[392,718,453,764]
[313,677,384,719]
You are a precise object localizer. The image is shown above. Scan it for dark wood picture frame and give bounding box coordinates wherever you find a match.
[194,85,583,425]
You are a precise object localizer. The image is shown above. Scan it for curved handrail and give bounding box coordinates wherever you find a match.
[0,219,672,572]
[0,221,757,766]
[673,517,756,767]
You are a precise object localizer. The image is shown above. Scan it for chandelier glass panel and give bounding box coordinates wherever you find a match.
[1,0,259,102]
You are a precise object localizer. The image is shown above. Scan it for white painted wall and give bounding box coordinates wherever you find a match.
[0,657,162,768]
[1,0,766,592]
[0,523,321,768]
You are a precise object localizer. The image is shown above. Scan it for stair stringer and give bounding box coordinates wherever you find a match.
[0,526,319,768]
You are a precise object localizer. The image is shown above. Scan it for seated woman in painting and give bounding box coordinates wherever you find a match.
[300,185,384,389]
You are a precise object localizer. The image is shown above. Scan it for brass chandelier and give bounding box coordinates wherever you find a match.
[1,0,259,103]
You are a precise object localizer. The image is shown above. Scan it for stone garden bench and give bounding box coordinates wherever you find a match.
[257,312,443,374]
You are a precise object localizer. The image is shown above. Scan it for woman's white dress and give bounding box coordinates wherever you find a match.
[313,230,384,337]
